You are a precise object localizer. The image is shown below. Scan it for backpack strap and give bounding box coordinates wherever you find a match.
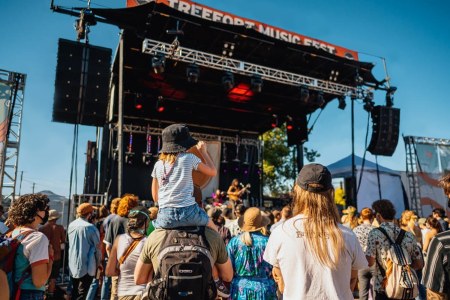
[377,226,395,245]
[118,237,143,265]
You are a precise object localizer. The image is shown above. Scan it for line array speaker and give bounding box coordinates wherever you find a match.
[367,106,400,156]
[53,39,112,126]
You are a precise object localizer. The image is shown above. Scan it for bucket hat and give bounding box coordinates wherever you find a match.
[160,124,198,153]
[238,207,270,232]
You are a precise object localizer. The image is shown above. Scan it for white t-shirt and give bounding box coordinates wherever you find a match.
[151,152,201,208]
[263,214,367,300]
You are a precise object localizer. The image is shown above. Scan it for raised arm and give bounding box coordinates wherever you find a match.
[196,141,217,177]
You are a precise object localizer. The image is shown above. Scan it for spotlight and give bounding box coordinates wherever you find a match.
[386,86,397,107]
[250,74,263,93]
[186,63,199,83]
[222,72,235,91]
[152,54,165,74]
[156,96,165,113]
[299,86,310,103]
[338,95,346,110]
[271,114,279,128]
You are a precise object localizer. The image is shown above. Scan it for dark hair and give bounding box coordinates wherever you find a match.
[127,206,149,233]
[426,216,443,232]
[235,204,246,216]
[8,194,49,226]
[97,205,109,219]
[372,199,396,220]
[439,173,450,195]
[432,208,445,218]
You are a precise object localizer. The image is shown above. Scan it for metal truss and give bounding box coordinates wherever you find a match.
[0,69,26,205]
[405,136,450,146]
[143,38,360,98]
[404,136,422,216]
[115,124,261,147]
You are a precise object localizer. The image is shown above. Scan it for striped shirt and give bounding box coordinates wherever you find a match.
[152,152,201,208]
[422,231,450,294]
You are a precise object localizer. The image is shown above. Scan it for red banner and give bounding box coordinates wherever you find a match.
[127,0,359,60]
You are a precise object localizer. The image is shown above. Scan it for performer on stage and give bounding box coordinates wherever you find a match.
[227,179,244,204]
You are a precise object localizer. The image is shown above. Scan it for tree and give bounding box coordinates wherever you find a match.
[262,125,295,196]
[262,126,321,197]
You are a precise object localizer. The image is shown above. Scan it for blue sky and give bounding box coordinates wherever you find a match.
[1,0,449,197]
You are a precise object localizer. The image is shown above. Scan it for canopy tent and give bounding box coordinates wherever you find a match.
[328,155,408,217]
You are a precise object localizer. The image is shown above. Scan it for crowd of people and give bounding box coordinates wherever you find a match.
[0,123,450,300]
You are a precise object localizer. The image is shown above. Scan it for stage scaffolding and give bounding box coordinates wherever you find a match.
[0,69,26,205]
[404,135,450,216]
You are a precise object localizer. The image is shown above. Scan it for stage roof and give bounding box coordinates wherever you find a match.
[52,0,384,136]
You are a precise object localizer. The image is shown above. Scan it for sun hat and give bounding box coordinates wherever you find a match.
[48,209,61,221]
[343,206,357,215]
[238,207,270,232]
[77,203,94,215]
[296,163,333,192]
[160,124,198,153]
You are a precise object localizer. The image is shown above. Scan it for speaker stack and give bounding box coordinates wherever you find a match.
[53,39,112,126]
[367,106,400,156]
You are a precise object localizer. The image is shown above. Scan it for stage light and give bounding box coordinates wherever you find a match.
[186,63,199,83]
[299,86,310,103]
[156,96,165,113]
[222,42,235,57]
[134,93,143,110]
[338,95,346,110]
[250,74,263,93]
[329,70,339,81]
[315,91,325,107]
[286,115,294,131]
[152,54,165,74]
[271,114,279,128]
[363,91,375,112]
[386,86,397,107]
[142,152,152,165]
[222,72,235,91]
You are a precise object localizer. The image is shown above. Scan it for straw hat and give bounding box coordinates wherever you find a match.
[48,209,61,221]
[238,207,270,232]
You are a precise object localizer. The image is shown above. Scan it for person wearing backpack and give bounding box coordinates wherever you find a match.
[105,207,149,300]
[6,193,54,300]
[366,199,424,300]
[134,226,233,300]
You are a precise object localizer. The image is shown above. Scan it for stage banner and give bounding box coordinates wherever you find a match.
[438,145,450,174]
[415,143,439,174]
[126,0,359,60]
[415,142,449,216]
[0,83,11,146]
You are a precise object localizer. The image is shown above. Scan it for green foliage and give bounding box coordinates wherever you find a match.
[262,125,295,196]
[261,126,321,197]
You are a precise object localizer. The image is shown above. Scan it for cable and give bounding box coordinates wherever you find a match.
[375,156,382,200]
[307,108,324,134]
[357,110,371,193]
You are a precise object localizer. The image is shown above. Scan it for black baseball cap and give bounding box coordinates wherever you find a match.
[296,163,333,192]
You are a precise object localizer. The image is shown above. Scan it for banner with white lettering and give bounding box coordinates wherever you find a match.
[127,0,359,60]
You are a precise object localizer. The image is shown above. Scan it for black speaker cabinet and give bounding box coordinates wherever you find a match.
[53,39,112,126]
[287,115,308,146]
[367,106,400,156]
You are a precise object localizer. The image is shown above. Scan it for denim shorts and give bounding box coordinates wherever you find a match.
[154,204,209,229]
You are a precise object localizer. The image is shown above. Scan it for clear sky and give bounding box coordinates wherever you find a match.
[1,0,449,197]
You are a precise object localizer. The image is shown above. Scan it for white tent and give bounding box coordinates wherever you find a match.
[327,155,408,217]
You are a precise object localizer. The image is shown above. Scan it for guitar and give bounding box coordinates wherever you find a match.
[238,183,251,196]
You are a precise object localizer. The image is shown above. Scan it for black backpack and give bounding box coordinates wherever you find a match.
[146,227,217,300]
